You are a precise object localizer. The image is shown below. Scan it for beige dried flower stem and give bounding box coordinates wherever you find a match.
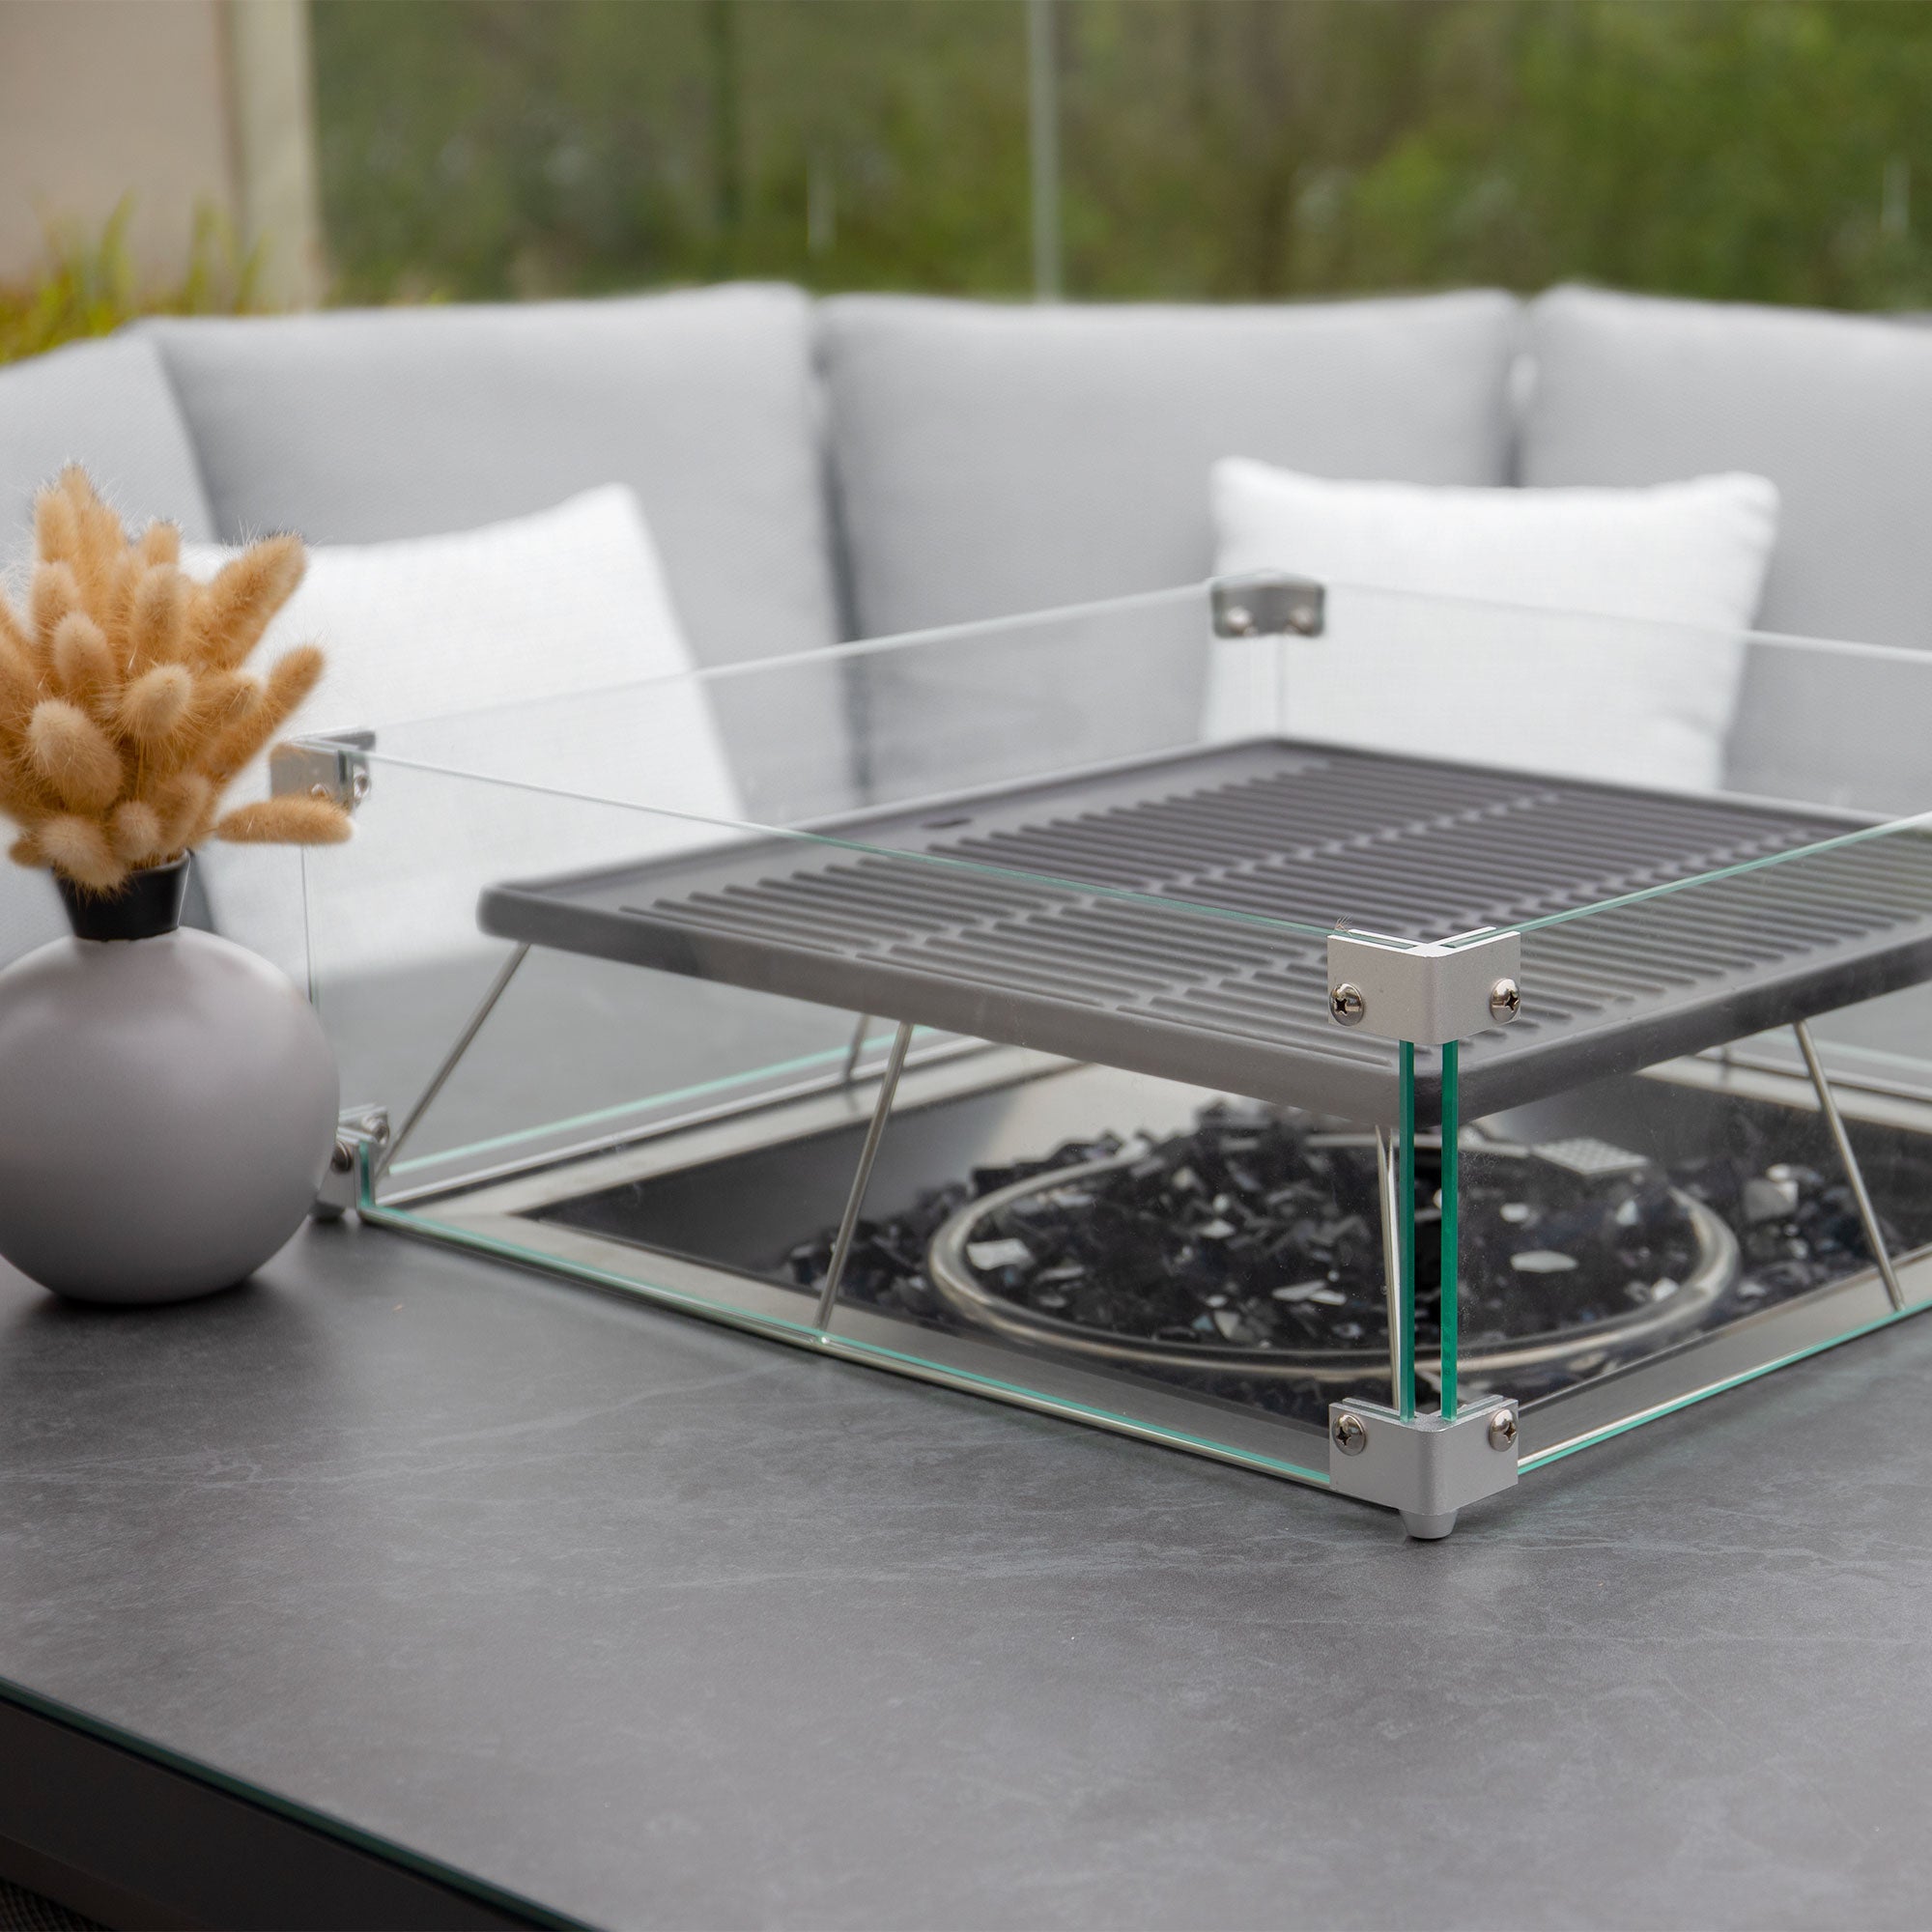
[40,814,123,893]
[117,665,195,746]
[195,537,306,673]
[215,797,351,844]
[128,564,190,672]
[50,611,116,718]
[27,701,123,813]
[108,800,166,866]
[27,564,78,668]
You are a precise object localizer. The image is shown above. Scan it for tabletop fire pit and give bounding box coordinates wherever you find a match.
[329,585,1932,1537]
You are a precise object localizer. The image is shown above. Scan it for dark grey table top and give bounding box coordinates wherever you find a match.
[3,1216,1930,1931]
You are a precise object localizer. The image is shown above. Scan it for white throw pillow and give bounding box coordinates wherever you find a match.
[1208,460,1780,791]
[182,486,743,972]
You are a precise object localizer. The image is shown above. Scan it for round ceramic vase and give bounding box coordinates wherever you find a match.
[0,860,339,1304]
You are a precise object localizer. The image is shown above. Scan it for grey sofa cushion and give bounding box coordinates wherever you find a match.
[0,332,215,572]
[142,285,840,672]
[822,290,1521,639]
[1523,286,1932,808]
[1523,285,1932,647]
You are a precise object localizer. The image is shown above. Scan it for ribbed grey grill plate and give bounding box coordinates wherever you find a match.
[479,742,1932,1123]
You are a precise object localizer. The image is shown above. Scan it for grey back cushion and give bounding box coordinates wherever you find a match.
[822,290,1520,801]
[0,334,216,961]
[144,286,838,670]
[145,286,856,826]
[0,332,215,571]
[822,290,1522,639]
[1522,285,1932,809]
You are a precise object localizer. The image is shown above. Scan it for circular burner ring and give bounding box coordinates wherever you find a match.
[926,1133,1739,1384]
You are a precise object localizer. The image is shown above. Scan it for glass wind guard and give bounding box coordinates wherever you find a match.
[264,578,1932,1501]
[1443,817,1932,1468]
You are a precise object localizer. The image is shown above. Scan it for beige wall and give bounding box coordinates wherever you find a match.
[0,0,323,305]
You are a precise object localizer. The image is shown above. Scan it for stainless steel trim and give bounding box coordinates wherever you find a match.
[270,728,373,812]
[1209,571,1324,639]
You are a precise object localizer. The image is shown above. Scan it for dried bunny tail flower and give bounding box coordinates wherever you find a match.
[100,547,143,645]
[8,830,43,868]
[26,698,124,812]
[39,813,127,894]
[27,562,79,661]
[33,483,81,567]
[151,771,212,853]
[136,521,181,567]
[60,467,127,611]
[159,667,257,779]
[192,535,305,671]
[214,796,351,845]
[204,643,324,784]
[117,664,195,745]
[128,563,190,670]
[0,630,43,737]
[0,591,34,668]
[0,755,57,831]
[50,611,117,717]
[107,799,167,865]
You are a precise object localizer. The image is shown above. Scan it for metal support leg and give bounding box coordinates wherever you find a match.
[1375,1126,1408,1408]
[1794,1018,1906,1313]
[372,944,531,1186]
[815,1020,915,1332]
[840,1013,875,1086]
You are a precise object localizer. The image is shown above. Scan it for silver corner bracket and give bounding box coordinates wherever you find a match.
[313,1105,391,1220]
[271,729,375,813]
[1327,1396,1519,1540]
[1326,926,1521,1048]
[1210,571,1324,639]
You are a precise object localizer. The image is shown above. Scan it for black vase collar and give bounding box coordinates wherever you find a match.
[58,857,190,943]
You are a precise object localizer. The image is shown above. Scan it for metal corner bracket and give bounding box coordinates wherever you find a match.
[313,1105,391,1220]
[1210,571,1325,639]
[1327,1395,1520,1540]
[1327,926,1521,1048]
[271,728,375,813]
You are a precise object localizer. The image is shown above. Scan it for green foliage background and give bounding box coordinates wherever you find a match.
[313,0,1932,311]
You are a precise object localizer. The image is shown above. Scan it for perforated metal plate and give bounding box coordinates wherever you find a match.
[478,741,1932,1124]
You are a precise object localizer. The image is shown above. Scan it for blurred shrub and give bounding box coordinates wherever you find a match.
[312,0,1932,312]
[0,199,266,367]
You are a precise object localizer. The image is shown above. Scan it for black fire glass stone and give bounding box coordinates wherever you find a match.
[477,739,1932,1124]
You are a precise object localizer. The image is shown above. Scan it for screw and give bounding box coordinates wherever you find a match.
[1488,1406,1519,1451]
[1222,604,1256,637]
[329,1137,355,1175]
[1330,981,1366,1027]
[1333,1411,1369,1456]
[1489,977,1521,1024]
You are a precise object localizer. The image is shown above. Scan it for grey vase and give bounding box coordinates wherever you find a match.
[0,858,338,1304]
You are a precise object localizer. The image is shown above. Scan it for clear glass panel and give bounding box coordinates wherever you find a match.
[1446,817,1932,1465]
[276,579,1932,1497]
[288,753,1397,1480]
